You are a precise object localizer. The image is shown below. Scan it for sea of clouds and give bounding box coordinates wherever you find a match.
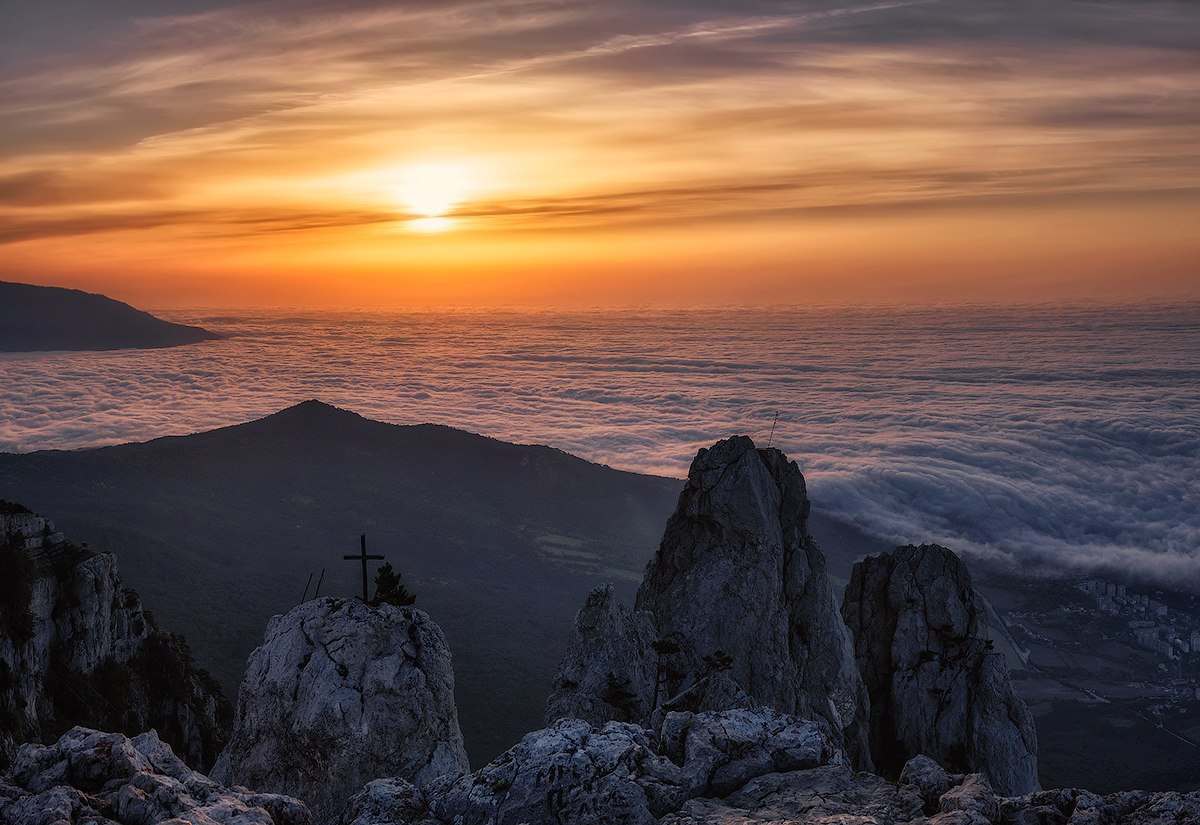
[2,304,1197,587]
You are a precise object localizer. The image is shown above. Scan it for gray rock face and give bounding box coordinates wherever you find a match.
[841,543,1039,795]
[545,584,657,726]
[0,509,227,771]
[340,779,438,825]
[427,708,844,825]
[344,715,1199,825]
[662,764,926,824]
[212,597,468,824]
[547,437,871,766]
[0,726,310,825]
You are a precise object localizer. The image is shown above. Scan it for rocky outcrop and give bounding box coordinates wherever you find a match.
[547,437,871,766]
[0,505,228,772]
[662,764,926,824]
[841,543,1039,795]
[667,766,1200,824]
[212,597,468,824]
[544,584,658,725]
[340,779,438,825]
[354,708,846,825]
[343,707,1200,824]
[0,726,310,825]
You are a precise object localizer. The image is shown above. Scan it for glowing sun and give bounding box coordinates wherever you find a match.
[396,161,475,231]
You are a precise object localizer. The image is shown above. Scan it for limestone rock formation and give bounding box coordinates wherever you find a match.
[546,436,871,766]
[0,726,310,825]
[661,764,926,824]
[345,709,1199,824]
[671,770,1200,824]
[0,505,229,771]
[429,708,844,825]
[340,778,439,825]
[638,437,870,760]
[841,543,1039,795]
[212,596,468,824]
[545,583,658,725]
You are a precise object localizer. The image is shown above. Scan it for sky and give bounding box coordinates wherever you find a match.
[1,0,1197,307]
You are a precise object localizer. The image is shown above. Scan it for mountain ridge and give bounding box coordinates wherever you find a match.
[15,400,664,483]
[0,401,684,764]
[0,280,220,352]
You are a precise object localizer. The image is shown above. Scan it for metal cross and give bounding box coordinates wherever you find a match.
[344,533,384,602]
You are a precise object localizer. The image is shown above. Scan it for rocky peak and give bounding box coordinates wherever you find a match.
[548,436,872,766]
[841,543,1039,795]
[544,583,658,726]
[212,596,468,824]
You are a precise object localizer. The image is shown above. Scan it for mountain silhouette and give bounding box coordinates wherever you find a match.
[0,280,219,351]
[0,401,684,762]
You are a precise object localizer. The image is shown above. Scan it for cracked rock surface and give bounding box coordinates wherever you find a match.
[0,726,310,825]
[345,718,1200,825]
[427,709,844,825]
[548,436,871,767]
[841,543,1038,796]
[544,583,659,727]
[211,597,467,824]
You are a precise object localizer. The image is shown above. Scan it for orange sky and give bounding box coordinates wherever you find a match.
[1,0,1197,307]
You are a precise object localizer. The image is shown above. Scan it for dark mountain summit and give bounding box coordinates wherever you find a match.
[0,401,681,763]
[0,280,219,351]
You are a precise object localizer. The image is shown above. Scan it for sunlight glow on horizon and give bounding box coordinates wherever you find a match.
[396,161,478,221]
[0,0,1197,307]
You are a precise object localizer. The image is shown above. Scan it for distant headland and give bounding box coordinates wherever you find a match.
[0,280,220,352]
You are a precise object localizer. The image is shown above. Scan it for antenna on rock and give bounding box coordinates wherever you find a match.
[300,572,314,603]
[766,412,779,448]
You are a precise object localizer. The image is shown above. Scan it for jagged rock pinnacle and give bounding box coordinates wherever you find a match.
[547,435,872,767]
[841,543,1039,795]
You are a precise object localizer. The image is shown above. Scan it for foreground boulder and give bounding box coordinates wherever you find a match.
[548,437,871,766]
[0,726,309,824]
[841,543,1038,795]
[661,764,926,824]
[212,597,468,824]
[340,778,437,825]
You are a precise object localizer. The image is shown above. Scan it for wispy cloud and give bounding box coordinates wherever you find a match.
[0,0,1196,301]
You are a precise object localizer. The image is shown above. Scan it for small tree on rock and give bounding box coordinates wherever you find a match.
[371,563,416,607]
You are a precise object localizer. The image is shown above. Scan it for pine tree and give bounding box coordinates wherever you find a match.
[370,563,416,607]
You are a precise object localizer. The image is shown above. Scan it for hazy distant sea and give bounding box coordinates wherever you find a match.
[2,304,1198,585]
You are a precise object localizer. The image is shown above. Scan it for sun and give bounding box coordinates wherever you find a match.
[396,161,475,229]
